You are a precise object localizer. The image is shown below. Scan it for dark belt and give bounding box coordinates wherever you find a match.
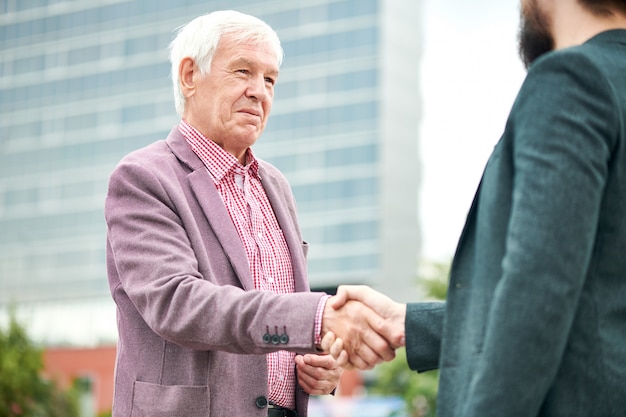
[268,404,297,417]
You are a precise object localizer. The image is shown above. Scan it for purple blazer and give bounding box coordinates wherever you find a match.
[105,127,324,417]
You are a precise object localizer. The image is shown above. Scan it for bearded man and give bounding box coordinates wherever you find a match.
[323,1,626,415]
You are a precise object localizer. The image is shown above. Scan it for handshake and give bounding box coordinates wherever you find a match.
[320,285,407,370]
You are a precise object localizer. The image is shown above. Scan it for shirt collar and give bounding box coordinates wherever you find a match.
[178,119,259,183]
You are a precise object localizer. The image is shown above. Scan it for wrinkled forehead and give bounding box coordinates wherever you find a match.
[217,30,282,67]
[216,33,281,69]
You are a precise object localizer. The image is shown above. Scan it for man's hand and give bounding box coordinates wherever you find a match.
[321,298,397,370]
[295,354,343,395]
[323,285,407,369]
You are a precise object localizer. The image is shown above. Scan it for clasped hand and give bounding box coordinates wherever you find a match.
[320,285,406,370]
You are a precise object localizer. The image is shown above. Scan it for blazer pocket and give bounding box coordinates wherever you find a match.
[131,381,210,417]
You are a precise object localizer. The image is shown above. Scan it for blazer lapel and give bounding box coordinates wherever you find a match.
[259,165,309,293]
[166,128,255,291]
[449,178,482,277]
[187,170,255,291]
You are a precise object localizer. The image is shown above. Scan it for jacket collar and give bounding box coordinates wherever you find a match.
[163,126,308,291]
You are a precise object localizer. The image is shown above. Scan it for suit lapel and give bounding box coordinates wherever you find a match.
[166,128,255,291]
[187,170,255,291]
[167,126,307,292]
[259,165,309,293]
[449,178,482,277]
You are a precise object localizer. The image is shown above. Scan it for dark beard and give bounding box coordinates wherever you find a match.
[518,7,554,69]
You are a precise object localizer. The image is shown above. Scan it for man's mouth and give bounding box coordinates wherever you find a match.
[239,108,261,118]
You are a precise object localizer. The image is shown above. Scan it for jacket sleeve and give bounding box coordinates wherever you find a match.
[405,301,446,372]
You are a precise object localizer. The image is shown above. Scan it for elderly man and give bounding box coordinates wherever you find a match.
[105,10,397,417]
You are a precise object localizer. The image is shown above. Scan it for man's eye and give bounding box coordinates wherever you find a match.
[265,77,276,85]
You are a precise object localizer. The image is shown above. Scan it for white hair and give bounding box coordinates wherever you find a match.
[169,10,284,117]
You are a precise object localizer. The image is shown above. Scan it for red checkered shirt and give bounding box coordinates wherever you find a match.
[180,120,310,409]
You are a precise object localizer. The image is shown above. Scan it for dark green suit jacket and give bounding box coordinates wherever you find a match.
[406,30,626,416]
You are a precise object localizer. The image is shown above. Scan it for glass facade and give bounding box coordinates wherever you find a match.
[0,0,421,344]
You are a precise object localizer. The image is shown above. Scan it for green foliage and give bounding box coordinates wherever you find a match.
[369,349,439,417]
[0,308,79,417]
[368,260,450,417]
[418,261,450,301]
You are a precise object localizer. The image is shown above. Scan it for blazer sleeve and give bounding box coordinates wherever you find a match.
[405,301,445,372]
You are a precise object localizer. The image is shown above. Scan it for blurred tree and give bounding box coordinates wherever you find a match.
[368,260,450,417]
[369,349,439,417]
[0,308,79,417]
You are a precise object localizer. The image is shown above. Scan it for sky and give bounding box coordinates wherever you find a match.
[419,0,528,261]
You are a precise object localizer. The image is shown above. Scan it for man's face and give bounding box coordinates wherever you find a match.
[184,34,279,161]
[518,0,555,69]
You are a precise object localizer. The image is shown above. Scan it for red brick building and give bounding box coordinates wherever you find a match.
[43,346,117,415]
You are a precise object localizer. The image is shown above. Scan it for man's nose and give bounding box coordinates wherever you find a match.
[246,75,269,101]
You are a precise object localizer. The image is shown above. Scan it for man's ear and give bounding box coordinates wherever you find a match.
[179,57,196,98]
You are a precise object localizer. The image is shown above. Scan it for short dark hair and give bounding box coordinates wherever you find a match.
[579,0,626,16]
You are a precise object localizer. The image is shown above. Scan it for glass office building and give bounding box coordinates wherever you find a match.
[0,0,421,345]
